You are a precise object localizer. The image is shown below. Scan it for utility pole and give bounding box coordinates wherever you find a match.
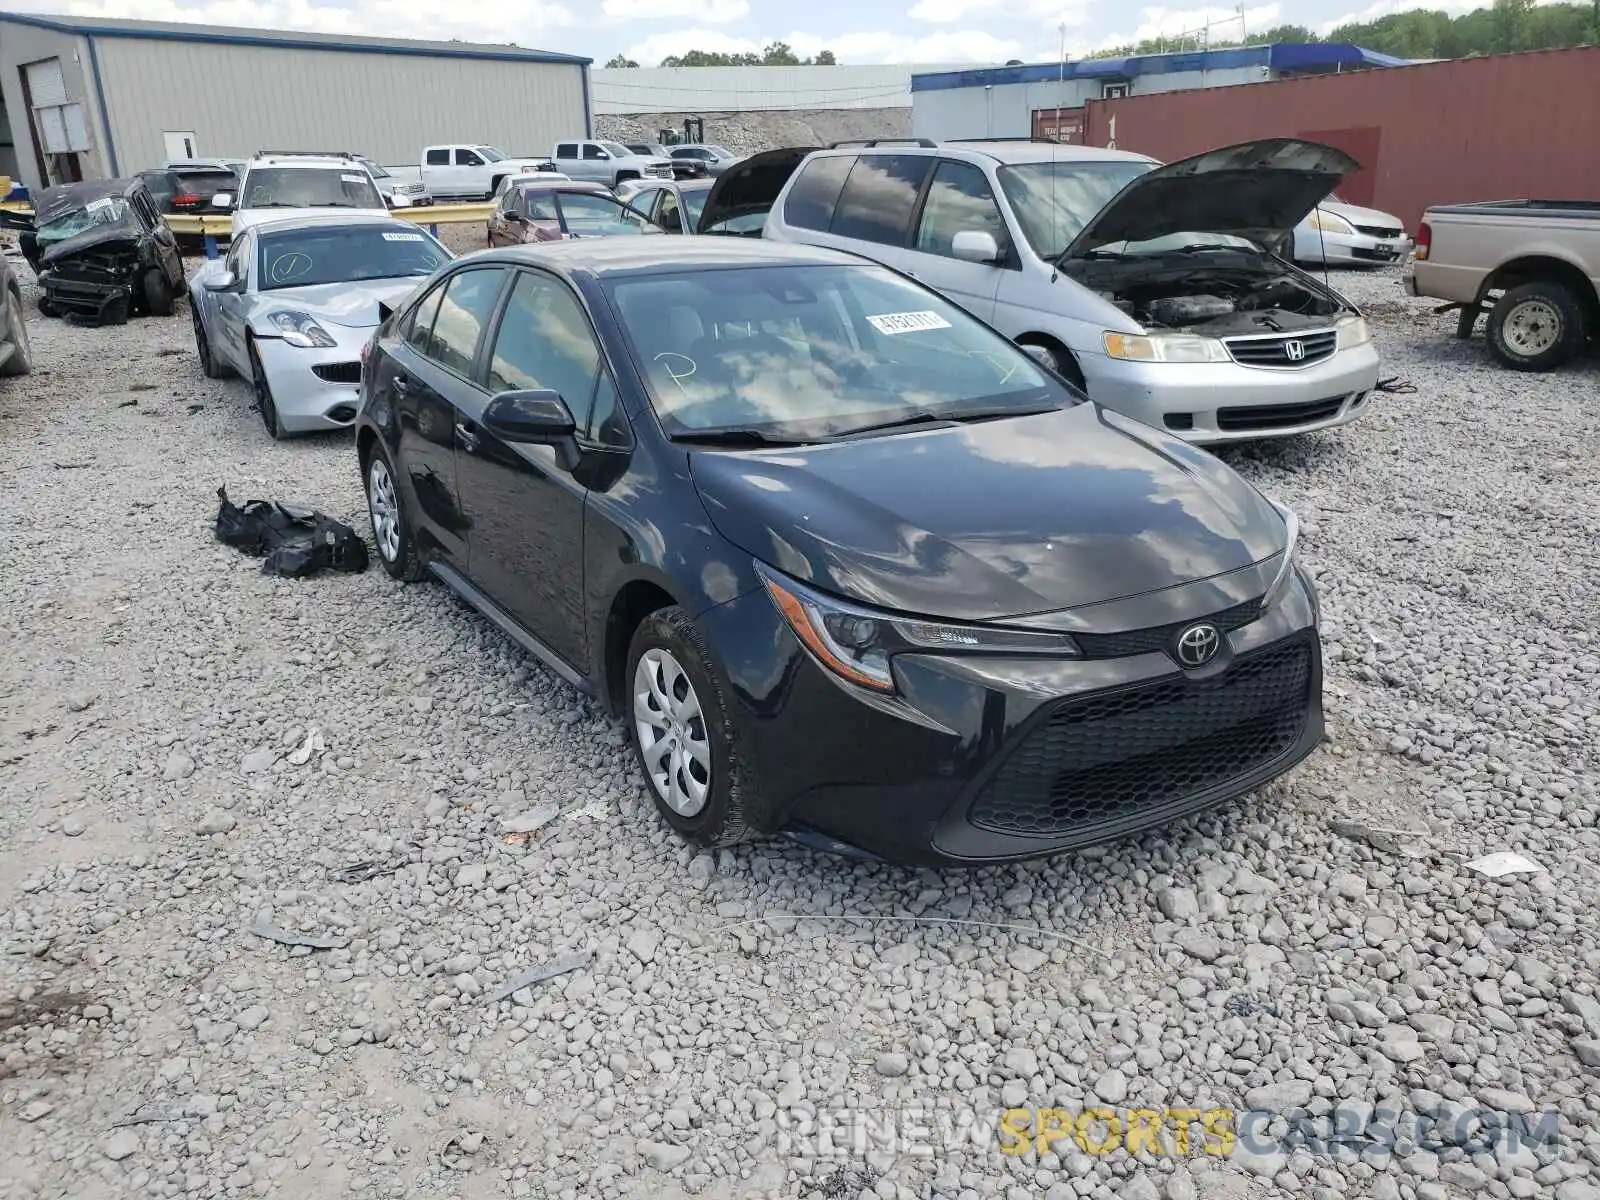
[1239,1,1248,41]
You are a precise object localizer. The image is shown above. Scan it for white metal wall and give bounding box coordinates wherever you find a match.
[593,64,972,114]
[93,38,589,172]
[912,65,1265,142]
[0,21,108,189]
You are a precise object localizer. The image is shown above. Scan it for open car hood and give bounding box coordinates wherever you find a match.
[1059,137,1359,261]
[695,147,814,234]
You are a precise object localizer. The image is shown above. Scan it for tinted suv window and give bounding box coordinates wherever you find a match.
[914,160,1009,259]
[425,148,449,165]
[831,154,934,245]
[427,269,506,376]
[555,143,578,158]
[783,155,851,232]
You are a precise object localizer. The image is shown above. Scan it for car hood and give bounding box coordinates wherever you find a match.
[1318,199,1404,227]
[39,228,144,266]
[695,147,814,234]
[690,405,1288,621]
[1060,137,1359,260]
[258,278,428,328]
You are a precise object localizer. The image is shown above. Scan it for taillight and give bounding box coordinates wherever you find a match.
[1414,221,1431,261]
[172,193,199,208]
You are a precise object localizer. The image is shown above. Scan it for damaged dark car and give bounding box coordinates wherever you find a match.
[17,179,185,324]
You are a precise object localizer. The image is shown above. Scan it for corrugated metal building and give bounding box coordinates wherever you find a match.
[1079,46,1600,228]
[911,43,1408,143]
[592,63,972,114]
[0,12,591,192]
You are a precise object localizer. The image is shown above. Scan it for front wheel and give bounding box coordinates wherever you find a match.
[1485,281,1587,372]
[364,442,425,581]
[1017,337,1086,389]
[248,339,286,440]
[0,288,33,377]
[626,607,754,849]
[192,306,229,379]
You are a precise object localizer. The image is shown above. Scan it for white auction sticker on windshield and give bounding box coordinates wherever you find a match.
[87,196,116,213]
[381,232,424,242]
[341,173,366,184]
[866,310,951,335]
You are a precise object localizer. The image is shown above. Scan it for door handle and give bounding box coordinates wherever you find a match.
[454,422,479,452]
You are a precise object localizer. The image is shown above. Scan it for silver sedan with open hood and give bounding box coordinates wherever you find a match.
[761,137,1381,443]
[189,212,450,439]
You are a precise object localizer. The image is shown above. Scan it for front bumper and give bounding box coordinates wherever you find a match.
[38,270,133,321]
[255,335,367,434]
[1300,231,1412,266]
[697,572,1324,866]
[1082,341,1380,444]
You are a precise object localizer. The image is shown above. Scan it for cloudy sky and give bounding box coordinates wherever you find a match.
[8,0,1488,64]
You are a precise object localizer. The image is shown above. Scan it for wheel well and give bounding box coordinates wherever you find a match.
[1015,333,1086,388]
[615,169,640,183]
[1484,257,1599,325]
[355,425,377,471]
[604,581,676,712]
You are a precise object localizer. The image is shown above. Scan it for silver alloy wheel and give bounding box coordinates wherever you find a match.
[7,291,30,370]
[633,647,712,817]
[367,456,402,563]
[1503,299,1561,357]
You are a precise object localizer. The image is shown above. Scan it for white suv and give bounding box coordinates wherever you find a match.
[221,152,387,236]
[756,138,1381,443]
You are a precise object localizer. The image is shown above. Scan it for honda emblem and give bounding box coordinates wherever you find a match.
[1283,339,1306,362]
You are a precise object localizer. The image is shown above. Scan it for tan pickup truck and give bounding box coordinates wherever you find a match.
[1406,200,1599,371]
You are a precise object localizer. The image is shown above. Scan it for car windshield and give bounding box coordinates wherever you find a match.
[535,191,657,237]
[607,263,1071,441]
[256,224,450,291]
[362,161,392,179]
[705,146,733,158]
[997,160,1155,258]
[681,189,708,230]
[242,167,384,210]
[37,194,139,245]
[602,142,632,158]
[476,146,507,162]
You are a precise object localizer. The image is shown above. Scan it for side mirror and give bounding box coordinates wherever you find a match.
[503,211,525,223]
[211,193,233,210]
[951,230,1001,264]
[482,389,575,444]
[594,150,611,160]
[202,270,237,291]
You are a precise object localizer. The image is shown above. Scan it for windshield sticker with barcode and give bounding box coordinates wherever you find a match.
[87,196,116,213]
[381,232,424,242]
[866,311,952,335]
[341,173,366,184]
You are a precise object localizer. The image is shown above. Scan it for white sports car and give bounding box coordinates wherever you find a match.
[189,212,450,439]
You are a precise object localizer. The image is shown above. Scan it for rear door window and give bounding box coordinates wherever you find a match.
[782,155,852,233]
[555,143,578,158]
[427,268,508,377]
[830,154,934,246]
[402,284,445,354]
[913,160,1009,259]
[425,148,449,165]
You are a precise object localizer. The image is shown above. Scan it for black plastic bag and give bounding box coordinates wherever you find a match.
[214,486,369,578]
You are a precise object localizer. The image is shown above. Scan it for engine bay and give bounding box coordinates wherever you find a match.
[1063,254,1352,337]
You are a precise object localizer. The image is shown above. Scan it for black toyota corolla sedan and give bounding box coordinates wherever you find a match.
[354,238,1323,866]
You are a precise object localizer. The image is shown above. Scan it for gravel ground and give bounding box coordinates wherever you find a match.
[1,245,1598,1200]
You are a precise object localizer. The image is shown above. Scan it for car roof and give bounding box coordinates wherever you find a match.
[244,212,423,236]
[245,156,361,170]
[925,140,1158,166]
[486,237,863,278]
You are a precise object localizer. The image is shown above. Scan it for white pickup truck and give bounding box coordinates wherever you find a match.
[551,140,676,188]
[419,145,559,202]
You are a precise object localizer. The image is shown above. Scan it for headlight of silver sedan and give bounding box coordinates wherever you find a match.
[269,310,337,349]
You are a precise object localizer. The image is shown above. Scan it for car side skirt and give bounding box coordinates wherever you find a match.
[428,561,595,697]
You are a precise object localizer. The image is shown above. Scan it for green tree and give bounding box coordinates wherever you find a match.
[761,40,801,64]
[604,54,639,67]
[815,49,837,64]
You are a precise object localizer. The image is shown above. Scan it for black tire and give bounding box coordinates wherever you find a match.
[362,439,426,582]
[625,607,754,850]
[0,288,32,377]
[1485,281,1587,372]
[1017,336,1086,389]
[615,170,639,185]
[192,306,229,379]
[103,296,130,326]
[142,269,174,317]
[248,339,286,440]
[38,297,58,318]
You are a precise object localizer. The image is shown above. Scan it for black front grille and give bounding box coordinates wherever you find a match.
[1353,224,1403,239]
[313,362,362,384]
[1074,596,1263,660]
[968,636,1313,838]
[1216,395,1347,432]
[1225,329,1337,368]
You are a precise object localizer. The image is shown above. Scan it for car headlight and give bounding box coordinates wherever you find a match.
[756,564,1080,694]
[1103,331,1230,364]
[1308,209,1355,236]
[1260,499,1301,611]
[1336,316,1371,350]
[269,310,337,349]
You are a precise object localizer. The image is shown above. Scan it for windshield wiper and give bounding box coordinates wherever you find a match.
[670,428,806,447]
[831,405,1058,439]
[308,201,359,208]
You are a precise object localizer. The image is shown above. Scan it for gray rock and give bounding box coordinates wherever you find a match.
[1245,1079,1313,1112]
[1572,1036,1600,1068]
[1094,1067,1129,1104]
[195,808,235,835]
[60,815,85,837]
[1174,929,1222,962]
[239,747,277,774]
[626,927,660,965]
[162,750,195,781]
[1009,945,1048,973]
[875,1052,909,1078]
[236,1005,269,1031]
[103,1129,140,1161]
[640,1140,691,1170]
[455,863,488,889]
[1156,886,1199,921]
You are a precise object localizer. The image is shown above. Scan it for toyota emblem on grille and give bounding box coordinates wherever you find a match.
[1176,623,1221,667]
[1283,339,1307,361]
